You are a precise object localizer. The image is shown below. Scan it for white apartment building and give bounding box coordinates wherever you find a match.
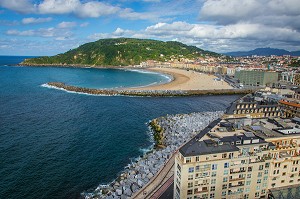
[174,117,300,199]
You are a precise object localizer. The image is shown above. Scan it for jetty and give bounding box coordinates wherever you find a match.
[46,82,254,97]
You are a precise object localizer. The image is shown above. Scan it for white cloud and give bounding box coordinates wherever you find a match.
[6,27,73,38]
[57,21,77,29]
[0,0,36,13]
[38,0,80,14]
[38,0,119,18]
[22,17,52,24]
[88,27,133,40]
[88,21,300,52]
[80,22,89,27]
[200,0,300,28]
[76,1,120,18]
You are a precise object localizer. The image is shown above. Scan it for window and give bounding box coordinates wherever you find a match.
[222,184,227,189]
[271,183,276,187]
[195,165,200,171]
[223,177,228,182]
[188,182,193,188]
[188,174,193,180]
[284,165,287,169]
[247,174,251,178]
[257,179,261,184]
[261,189,266,194]
[283,172,286,176]
[258,172,262,177]
[245,188,250,193]
[255,192,260,197]
[212,164,217,170]
[248,166,252,172]
[244,194,249,199]
[187,189,193,195]
[222,191,226,196]
[263,176,268,181]
[259,165,264,170]
[210,186,215,191]
[177,163,181,171]
[264,170,268,174]
[189,167,194,173]
[211,179,216,184]
[222,153,227,158]
[196,156,200,162]
[290,180,294,183]
[211,171,217,177]
[263,183,267,188]
[246,180,251,186]
[224,162,229,168]
[186,157,191,163]
[210,193,215,199]
[281,180,285,183]
[224,170,228,175]
[265,163,270,168]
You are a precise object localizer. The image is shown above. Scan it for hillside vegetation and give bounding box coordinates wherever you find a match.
[22,38,219,66]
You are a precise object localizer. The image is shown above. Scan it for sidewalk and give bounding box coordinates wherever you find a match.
[131,154,175,199]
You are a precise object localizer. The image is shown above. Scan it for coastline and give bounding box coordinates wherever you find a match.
[44,82,254,97]
[82,111,224,198]
[128,67,232,91]
[20,63,233,91]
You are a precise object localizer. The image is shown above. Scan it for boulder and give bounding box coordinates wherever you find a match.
[116,189,122,196]
[137,179,144,187]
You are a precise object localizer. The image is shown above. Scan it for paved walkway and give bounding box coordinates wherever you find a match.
[131,153,175,199]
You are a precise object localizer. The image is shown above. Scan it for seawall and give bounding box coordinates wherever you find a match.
[46,82,255,97]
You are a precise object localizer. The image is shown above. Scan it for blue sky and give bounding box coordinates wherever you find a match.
[0,0,300,56]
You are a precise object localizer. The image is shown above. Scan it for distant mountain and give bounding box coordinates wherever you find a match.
[22,38,220,66]
[225,47,300,57]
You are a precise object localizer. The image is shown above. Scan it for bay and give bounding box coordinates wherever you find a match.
[0,56,240,199]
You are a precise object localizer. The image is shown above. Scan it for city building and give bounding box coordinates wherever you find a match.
[174,117,300,199]
[235,71,279,87]
[224,92,282,119]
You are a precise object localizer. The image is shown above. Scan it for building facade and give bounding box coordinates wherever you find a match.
[224,93,281,119]
[235,71,279,87]
[174,117,300,199]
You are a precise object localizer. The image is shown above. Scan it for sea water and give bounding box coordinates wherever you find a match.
[0,56,241,199]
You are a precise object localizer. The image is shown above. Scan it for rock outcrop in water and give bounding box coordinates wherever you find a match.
[82,111,223,199]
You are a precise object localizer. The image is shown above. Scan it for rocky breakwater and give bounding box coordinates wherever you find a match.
[46,82,253,97]
[82,111,223,199]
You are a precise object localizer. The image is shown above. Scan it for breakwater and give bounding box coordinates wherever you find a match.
[82,111,223,198]
[46,82,254,97]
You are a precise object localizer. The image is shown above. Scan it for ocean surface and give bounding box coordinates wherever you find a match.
[0,56,241,199]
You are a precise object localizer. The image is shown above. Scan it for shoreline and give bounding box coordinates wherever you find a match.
[44,82,255,97]
[82,111,224,198]
[19,63,231,91]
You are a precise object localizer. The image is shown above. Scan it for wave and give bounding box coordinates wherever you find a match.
[124,69,173,82]
[41,84,112,97]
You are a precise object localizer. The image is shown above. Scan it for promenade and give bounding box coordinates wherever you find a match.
[131,154,175,199]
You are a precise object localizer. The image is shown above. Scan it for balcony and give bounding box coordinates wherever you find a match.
[229,183,244,188]
[229,177,245,182]
[194,189,208,194]
[230,169,246,174]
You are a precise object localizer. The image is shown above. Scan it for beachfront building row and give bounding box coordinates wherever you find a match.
[174,117,300,199]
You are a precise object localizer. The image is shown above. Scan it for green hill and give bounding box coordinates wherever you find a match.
[22,38,220,66]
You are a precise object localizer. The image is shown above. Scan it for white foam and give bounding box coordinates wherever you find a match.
[41,83,112,97]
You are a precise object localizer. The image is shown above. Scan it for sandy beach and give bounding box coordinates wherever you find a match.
[130,67,233,90]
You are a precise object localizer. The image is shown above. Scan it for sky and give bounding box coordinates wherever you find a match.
[0,0,300,56]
